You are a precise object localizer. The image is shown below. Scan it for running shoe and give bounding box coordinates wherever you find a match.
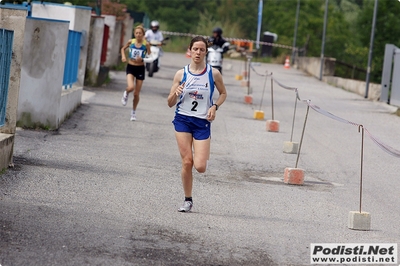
[178,201,193,212]
[130,114,136,121]
[121,91,128,106]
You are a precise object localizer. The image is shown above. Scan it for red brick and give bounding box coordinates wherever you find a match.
[266,120,280,132]
[244,95,253,104]
[284,167,304,185]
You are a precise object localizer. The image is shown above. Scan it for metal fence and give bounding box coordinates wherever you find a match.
[334,60,367,81]
[0,29,14,127]
[63,30,82,89]
[380,44,400,105]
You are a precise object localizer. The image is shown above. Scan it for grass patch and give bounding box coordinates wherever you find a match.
[110,58,126,71]
[104,74,112,84]
[0,168,7,176]
[163,36,192,53]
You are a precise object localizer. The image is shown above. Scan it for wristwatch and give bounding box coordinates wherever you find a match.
[213,104,219,110]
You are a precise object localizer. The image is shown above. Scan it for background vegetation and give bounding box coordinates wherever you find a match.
[3,0,400,83]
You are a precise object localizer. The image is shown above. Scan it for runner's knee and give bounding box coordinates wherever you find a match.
[194,162,207,173]
[182,157,193,169]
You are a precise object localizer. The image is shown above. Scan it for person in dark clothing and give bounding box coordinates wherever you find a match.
[209,27,230,54]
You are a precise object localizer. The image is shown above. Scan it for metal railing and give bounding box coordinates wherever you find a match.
[63,30,81,89]
[334,60,367,81]
[0,29,14,127]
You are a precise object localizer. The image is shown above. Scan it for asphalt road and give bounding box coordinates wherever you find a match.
[1,52,399,266]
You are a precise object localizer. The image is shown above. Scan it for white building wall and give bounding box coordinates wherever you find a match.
[103,15,117,67]
[86,15,105,86]
[0,7,27,134]
[109,21,122,67]
[31,2,92,87]
[123,14,134,46]
[73,7,92,86]
[18,17,69,129]
[0,7,28,169]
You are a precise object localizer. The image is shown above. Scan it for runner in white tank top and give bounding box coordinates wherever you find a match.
[175,64,215,119]
[167,36,227,212]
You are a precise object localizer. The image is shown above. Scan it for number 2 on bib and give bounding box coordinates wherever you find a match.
[191,101,198,112]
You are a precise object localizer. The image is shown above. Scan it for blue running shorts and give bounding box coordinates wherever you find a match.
[173,113,211,140]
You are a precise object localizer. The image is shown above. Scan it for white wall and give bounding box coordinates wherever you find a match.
[103,15,118,67]
[109,21,122,67]
[0,6,28,169]
[31,2,92,87]
[18,17,69,129]
[86,15,105,85]
[122,13,134,46]
[0,7,27,134]
[73,7,92,86]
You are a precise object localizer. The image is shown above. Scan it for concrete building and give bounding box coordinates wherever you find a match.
[17,17,70,130]
[122,13,134,47]
[16,2,92,129]
[103,15,122,67]
[86,15,105,86]
[0,6,28,169]
[31,2,92,87]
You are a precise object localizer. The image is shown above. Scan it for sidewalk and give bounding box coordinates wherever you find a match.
[0,52,399,265]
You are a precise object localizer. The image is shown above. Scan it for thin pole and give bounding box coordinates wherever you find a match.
[358,125,365,213]
[259,74,268,110]
[247,56,251,95]
[292,0,300,64]
[95,0,102,16]
[319,0,329,81]
[270,76,274,120]
[365,0,378,99]
[290,94,298,142]
[256,0,263,50]
[244,56,248,79]
[295,104,310,168]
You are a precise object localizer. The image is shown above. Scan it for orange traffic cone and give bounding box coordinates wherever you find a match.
[284,56,290,69]
[185,47,191,58]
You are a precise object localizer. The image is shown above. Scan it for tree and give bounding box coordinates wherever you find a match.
[357,0,400,83]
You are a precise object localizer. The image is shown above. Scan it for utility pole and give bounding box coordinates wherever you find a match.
[292,0,300,64]
[256,0,263,51]
[319,0,328,81]
[95,0,102,16]
[365,0,378,99]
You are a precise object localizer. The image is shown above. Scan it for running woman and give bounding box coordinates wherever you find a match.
[121,25,151,121]
[167,36,227,212]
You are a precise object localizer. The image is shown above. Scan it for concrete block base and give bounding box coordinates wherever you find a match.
[241,80,249,87]
[253,110,264,120]
[348,211,371,231]
[0,133,14,170]
[235,74,243,80]
[283,141,299,154]
[244,95,253,104]
[284,167,304,185]
[266,120,280,132]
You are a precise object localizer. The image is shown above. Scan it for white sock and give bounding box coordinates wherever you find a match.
[131,110,135,115]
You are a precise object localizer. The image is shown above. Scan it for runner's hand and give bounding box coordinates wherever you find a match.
[175,82,185,96]
[207,108,216,121]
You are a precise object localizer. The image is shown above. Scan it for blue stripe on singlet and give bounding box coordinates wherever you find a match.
[208,65,215,103]
[175,66,187,114]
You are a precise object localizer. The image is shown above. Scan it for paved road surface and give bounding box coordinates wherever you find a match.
[1,52,399,265]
